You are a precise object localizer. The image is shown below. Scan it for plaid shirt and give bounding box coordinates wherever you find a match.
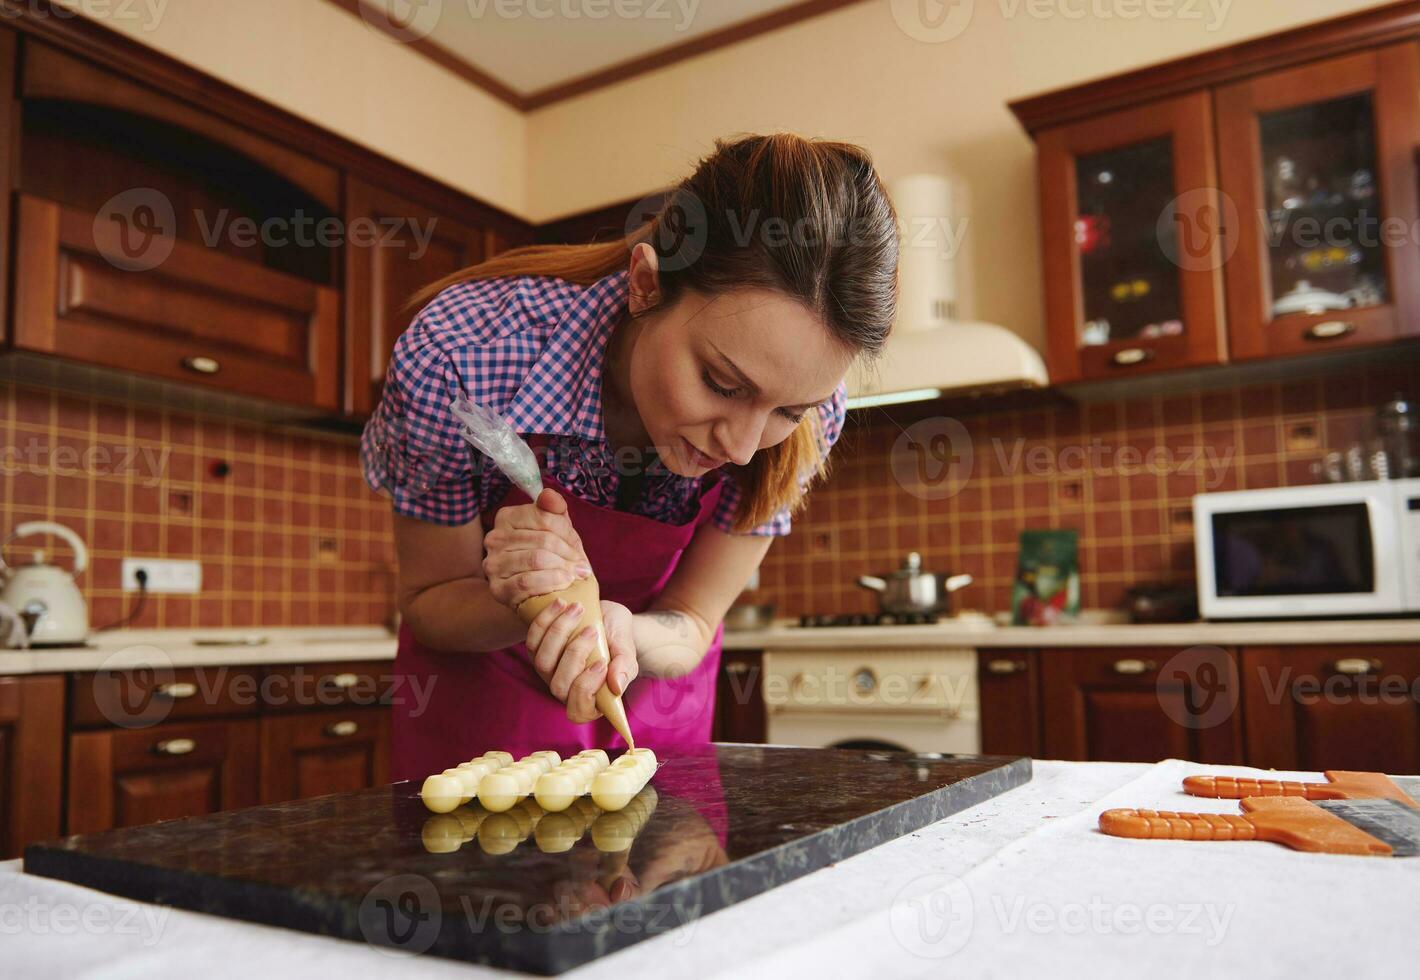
[360,271,846,536]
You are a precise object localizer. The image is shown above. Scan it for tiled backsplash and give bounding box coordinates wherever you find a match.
[5,352,1418,630]
[1,382,395,630]
[759,355,1420,618]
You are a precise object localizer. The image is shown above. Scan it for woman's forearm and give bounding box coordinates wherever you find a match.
[401,576,528,652]
[632,608,714,679]
[403,581,718,674]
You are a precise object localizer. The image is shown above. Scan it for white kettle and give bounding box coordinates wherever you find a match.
[0,521,90,646]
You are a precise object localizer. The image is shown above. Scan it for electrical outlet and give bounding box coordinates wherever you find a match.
[122,558,203,594]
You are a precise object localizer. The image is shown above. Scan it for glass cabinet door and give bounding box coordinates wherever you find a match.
[1217,44,1420,359]
[1037,92,1227,383]
[1075,138,1182,350]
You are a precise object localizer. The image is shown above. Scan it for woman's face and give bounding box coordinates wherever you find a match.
[627,281,855,478]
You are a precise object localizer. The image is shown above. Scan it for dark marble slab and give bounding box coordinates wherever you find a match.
[25,744,1030,974]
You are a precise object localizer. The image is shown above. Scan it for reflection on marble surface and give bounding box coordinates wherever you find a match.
[420,786,661,858]
[25,744,1030,974]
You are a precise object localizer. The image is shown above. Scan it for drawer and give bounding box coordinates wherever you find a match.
[259,661,394,712]
[67,718,261,834]
[762,649,978,715]
[258,707,390,804]
[73,666,264,728]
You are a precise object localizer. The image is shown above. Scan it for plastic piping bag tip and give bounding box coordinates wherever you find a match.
[449,396,544,500]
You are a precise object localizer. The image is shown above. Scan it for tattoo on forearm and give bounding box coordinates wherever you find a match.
[646,609,693,638]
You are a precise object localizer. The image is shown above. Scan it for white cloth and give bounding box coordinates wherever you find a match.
[728,758,1420,979]
[1,760,1414,978]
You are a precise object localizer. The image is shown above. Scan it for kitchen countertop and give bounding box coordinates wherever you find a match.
[4,756,1415,977]
[4,614,1418,676]
[0,626,398,676]
[722,617,1420,650]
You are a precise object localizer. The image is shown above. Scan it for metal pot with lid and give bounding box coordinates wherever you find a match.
[857,552,972,616]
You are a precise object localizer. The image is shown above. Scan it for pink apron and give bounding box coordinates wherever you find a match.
[390,464,726,782]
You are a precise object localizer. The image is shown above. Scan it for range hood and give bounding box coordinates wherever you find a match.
[847,174,1049,409]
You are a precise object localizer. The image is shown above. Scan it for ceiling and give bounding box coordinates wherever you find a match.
[349,0,839,105]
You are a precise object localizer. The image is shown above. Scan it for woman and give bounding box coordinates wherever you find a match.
[362,133,899,779]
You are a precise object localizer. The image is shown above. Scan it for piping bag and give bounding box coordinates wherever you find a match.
[450,396,635,749]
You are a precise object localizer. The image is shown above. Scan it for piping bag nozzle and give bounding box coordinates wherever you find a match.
[450,395,544,501]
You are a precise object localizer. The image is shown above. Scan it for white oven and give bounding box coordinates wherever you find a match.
[1194,477,1420,619]
[761,648,980,753]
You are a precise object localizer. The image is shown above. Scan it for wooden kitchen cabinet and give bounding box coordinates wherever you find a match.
[1240,645,1420,774]
[10,42,342,408]
[714,650,766,744]
[1035,92,1227,382]
[259,707,390,804]
[64,659,397,832]
[0,676,64,858]
[0,27,16,351]
[0,14,540,419]
[1014,7,1420,385]
[14,194,339,408]
[67,718,261,835]
[1216,44,1420,360]
[344,179,515,416]
[1040,647,1242,764]
[977,650,1043,757]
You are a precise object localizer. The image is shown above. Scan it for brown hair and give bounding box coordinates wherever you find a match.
[415,133,899,531]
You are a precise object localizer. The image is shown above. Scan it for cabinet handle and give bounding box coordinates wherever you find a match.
[1329,657,1380,676]
[181,355,221,375]
[153,738,195,756]
[1111,347,1154,367]
[986,659,1026,675]
[327,673,360,689]
[1112,658,1157,675]
[325,720,359,737]
[724,662,750,676]
[155,682,197,699]
[1303,321,1355,342]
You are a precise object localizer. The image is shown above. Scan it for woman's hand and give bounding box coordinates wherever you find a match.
[525,599,639,723]
[481,489,592,610]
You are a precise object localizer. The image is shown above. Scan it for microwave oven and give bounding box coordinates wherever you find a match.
[1193,478,1420,619]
